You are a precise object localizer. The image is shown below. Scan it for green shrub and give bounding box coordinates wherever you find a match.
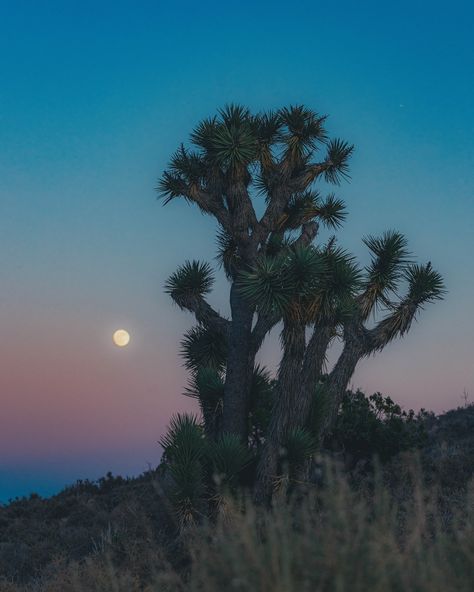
[329,389,429,463]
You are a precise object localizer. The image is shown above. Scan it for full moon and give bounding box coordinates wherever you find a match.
[113,329,130,347]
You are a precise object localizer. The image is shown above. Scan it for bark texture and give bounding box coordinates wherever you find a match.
[316,339,362,443]
[221,283,255,440]
[254,321,307,503]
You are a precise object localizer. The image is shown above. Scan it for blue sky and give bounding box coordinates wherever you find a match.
[0,0,473,501]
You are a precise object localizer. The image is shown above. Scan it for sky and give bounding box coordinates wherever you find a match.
[0,0,473,502]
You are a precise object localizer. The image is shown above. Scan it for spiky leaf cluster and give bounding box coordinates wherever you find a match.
[180,325,228,372]
[279,105,327,163]
[165,260,214,308]
[158,104,354,210]
[404,262,445,306]
[281,427,317,471]
[370,262,445,349]
[185,367,224,437]
[185,367,224,403]
[280,192,347,231]
[207,434,253,489]
[237,245,328,317]
[251,111,282,169]
[339,231,446,354]
[159,413,205,464]
[237,255,294,315]
[238,243,361,324]
[160,413,255,524]
[309,247,361,323]
[324,139,354,184]
[360,231,411,318]
[159,413,206,526]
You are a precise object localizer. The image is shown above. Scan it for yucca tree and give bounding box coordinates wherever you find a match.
[159,104,444,506]
[160,105,353,441]
[238,230,444,502]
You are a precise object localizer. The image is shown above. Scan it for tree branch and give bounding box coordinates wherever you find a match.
[173,293,231,337]
[367,301,418,352]
[253,185,290,247]
[294,221,320,247]
[253,161,332,248]
[251,310,281,354]
[316,339,363,442]
[226,181,259,256]
[187,185,231,231]
[290,161,333,192]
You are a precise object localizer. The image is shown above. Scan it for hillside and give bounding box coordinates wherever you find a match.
[0,404,473,586]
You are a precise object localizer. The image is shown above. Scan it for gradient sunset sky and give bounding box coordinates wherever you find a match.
[1,0,473,501]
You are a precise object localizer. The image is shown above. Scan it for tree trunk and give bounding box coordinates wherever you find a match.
[317,339,362,443]
[254,321,306,504]
[298,325,334,423]
[222,283,255,441]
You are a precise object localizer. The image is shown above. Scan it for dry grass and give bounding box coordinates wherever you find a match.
[2,461,472,592]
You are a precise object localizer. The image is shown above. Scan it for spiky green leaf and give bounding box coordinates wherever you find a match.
[279,105,327,162]
[165,260,214,307]
[207,434,253,488]
[159,413,205,463]
[360,231,411,318]
[185,367,224,403]
[281,427,317,470]
[180,325,228,371]
[324,138,354,184]
[317,193,347,229]
[405,262,446,306]
[237,255,292,314]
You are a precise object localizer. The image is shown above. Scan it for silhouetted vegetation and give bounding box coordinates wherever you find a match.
[330,390,430,463]
[158,105,445,506]
[0,399,472,589]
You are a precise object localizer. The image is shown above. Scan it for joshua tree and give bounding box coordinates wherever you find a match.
[159,104,444,510]
[161,105,353,442]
